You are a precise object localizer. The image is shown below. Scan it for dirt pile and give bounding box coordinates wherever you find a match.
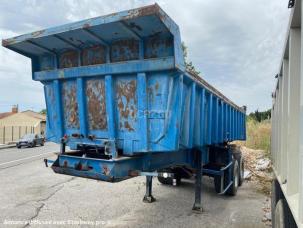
[233,145,272,226]
[238,145,272,195]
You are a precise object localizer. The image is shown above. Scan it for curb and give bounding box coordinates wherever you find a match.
[0,144,16,150]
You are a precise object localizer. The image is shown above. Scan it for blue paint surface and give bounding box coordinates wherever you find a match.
[3,4,246,181]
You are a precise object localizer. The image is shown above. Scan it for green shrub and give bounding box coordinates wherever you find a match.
[238,117,271,156]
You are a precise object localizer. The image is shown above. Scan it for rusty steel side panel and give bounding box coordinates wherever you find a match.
[2,4,247,157]
[82,45,106,66]
[40,55,55,71]
[116,78,137,132]
[111,39,139,62]
[86,79,108,130]
[144,36,173,59]
[59,50,79,68]
[62,80,80,129]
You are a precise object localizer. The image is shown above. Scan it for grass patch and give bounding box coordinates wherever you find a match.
[237,117,271,156]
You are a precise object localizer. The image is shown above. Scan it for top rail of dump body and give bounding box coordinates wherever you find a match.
[2,4,245,114]
[2,4,246,154]
[186,70,245,113]
[2,4,184,74]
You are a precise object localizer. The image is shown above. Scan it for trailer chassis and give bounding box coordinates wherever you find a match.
[44,143,240,211]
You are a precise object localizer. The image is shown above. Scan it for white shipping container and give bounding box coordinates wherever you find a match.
[271,1,303,227]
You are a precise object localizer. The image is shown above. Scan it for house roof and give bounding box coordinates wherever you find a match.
[0,112,14,119]
[0,110,46,121]
[22,110,46,121]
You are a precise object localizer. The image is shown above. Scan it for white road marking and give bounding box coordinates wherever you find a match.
[0,151,55,166]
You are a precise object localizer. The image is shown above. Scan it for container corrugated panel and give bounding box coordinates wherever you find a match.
[2,4,246,155]
[271,1,303,227]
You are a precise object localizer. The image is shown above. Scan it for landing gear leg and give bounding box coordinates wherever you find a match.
[60,139,66,154]
[143,176,156,203]
[192,148,203,212]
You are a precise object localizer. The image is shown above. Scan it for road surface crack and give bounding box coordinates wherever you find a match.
[21,177,75,227]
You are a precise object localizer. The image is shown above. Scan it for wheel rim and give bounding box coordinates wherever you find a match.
[234,164,239,188]
[240,160,244,179]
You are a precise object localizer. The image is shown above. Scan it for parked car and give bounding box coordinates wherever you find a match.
[16,134,45,148]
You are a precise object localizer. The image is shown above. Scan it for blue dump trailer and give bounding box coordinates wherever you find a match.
[2,4,246,211]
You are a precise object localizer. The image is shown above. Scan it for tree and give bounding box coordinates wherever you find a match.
[40,109,47,115]
[181,42,201,75]
[248,109,271,122]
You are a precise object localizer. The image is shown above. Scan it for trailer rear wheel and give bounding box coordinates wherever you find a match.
[226,159,239,196]
[157,176,181,186]
[274,199,297,228]
[214,159,239,195]
[157,168,181,186]
[237,155,244,186]
[157,176,171,185]
[232,148,244,186]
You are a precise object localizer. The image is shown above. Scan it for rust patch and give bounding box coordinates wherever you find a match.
[82,23,91,29]
[82,45,106,66]
[137,4,159,17]
[62,81,80,129]
[86,79,107,130]
[148,87,153,103]
[122,4,158,20]
[148,81,161,104]
[63,160,68,167]
[144,36,173,59]
[128,170,139,177]
[46,85,56,122]
[111,39,139,62]
[2,39,10,47]
[131,105,136,118]
[124,121,134,131]
[155,82,159,91]
[116,80,137,132]
[2,37,20,46]
[31,29,45,37]
[59,50,79,68]
[40,55,55,71]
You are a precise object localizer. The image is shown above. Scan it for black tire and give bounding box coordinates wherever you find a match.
[214,159,239,195]
[226,159,239,196]
[232,148,244,187]
[271,179,284,227]
[41,142,44,146]
[238,155,244,186]
[274,199,297,228]
[158,176,172,185]
[157,176,181,185]
[17,145,21,149]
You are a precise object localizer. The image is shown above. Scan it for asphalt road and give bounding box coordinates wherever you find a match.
[0,143,60,170]
[0,145,269,228]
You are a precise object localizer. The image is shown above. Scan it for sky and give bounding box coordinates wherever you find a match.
[0,0,291,113]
